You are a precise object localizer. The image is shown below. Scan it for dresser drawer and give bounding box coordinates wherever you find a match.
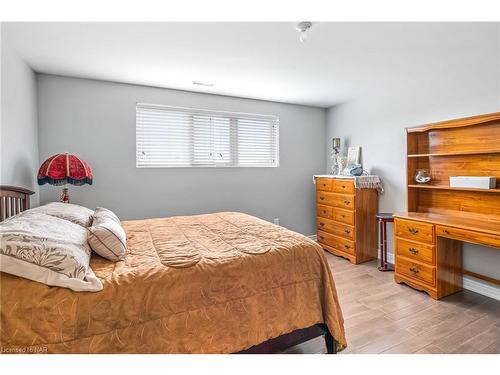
[333,208,354,226]
[316,191,331,205]
[396,257,436,286]
[316,191,354,210]
[436,225,500,248]
[317,230,355,255]
[317,204,333,219]
[332,179,355,194]
[316,178,332,192]
[396,238,435,265]
[395,218,434,244]
[317,217,355,240]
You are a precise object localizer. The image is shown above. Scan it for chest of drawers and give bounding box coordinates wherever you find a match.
[315,177,378,264]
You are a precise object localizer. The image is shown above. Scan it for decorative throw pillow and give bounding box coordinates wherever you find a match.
[88,208,126,261]
[28,202,94,227]
[0,211,103,292]
[94,207,120,224]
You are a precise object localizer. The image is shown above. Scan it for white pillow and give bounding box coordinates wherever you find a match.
[28,202,94,227]
[0,211,103,292]
[94,207,120,223]
[88,207,126,261]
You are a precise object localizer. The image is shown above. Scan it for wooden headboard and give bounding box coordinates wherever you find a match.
[0,185,35,221]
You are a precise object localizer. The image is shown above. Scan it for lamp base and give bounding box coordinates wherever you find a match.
[60,187,70,203]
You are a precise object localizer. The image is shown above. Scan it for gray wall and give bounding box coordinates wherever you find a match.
[325,32,500,289]
[0,28,40,205]
[37,74,326,235]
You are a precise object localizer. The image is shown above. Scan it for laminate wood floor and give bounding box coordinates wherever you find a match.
[285,252,500,354]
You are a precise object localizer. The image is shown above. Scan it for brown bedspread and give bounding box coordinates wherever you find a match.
[0,212,346,353]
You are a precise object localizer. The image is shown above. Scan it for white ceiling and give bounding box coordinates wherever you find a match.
[3,22,499,107]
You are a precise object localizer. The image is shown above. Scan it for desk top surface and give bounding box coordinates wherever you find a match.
[393,211,500,237]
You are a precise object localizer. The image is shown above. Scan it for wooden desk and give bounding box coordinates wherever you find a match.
[395,111,500,299]
[393,212,500,299]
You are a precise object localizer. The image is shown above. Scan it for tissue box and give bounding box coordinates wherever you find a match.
[449,176,496,189]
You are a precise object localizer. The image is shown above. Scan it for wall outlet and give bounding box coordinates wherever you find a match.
[273,218,280,226]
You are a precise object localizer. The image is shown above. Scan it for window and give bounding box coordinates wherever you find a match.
[136,104,279,168]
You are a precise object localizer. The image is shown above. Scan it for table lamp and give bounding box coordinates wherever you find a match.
[37,153,92,203]
[330,137,342,175]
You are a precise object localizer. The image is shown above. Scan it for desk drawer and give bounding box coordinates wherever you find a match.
[436,225,500,248]
[332,179,355,194]
[333,208,355,226]
[316,191,355,210]
[316,178,332,192]
[395,218,434,244]
[396,238,435,265]
[317,205,333,219]
[317,218,355,240]
[317,230,355,255]
[396,257,436,286]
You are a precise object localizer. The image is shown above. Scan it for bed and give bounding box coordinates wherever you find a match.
[0,185,346,354]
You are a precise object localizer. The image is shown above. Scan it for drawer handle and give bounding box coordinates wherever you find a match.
[344,244,351,249]
[323,210,327,214]
[319,222,325,227]
[443,229,450,234]
[319,236,325,240]
[344,200,350,205]
[344,228,351,234]
[320,197,325,200]
[409,267,419,274]
[322,184,327,187]
[408,247,419,255]
[408,227,419,235]
[341,214,345,218]
[342,185,346,189]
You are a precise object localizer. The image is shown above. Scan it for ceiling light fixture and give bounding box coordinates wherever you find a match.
[296,21,312,43]
[192,81,214,87]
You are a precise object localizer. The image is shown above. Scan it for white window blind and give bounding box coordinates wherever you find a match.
[136,104,279,168]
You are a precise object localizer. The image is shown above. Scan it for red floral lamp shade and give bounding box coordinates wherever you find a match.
[38,153,92,203]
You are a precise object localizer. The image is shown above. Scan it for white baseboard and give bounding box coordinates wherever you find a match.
[463,276,500,301]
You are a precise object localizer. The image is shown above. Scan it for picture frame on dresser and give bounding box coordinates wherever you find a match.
[346,146,361,166]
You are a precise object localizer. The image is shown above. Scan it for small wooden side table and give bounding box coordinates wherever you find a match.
[376,213,394,272]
